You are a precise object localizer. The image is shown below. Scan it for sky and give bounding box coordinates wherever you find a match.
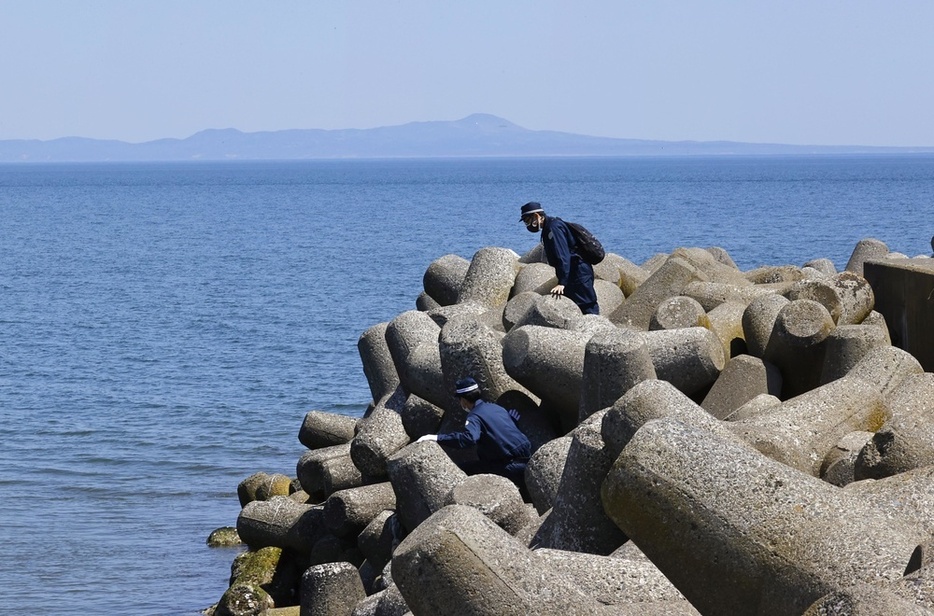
[2,1,933,146]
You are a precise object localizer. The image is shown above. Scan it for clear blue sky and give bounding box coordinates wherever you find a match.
[2,1,933,146]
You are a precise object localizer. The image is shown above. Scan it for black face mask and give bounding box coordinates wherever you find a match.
[524,218,541,232]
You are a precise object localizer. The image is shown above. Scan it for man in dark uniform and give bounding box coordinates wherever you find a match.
[520,201,600,315]
[417,377,532,495]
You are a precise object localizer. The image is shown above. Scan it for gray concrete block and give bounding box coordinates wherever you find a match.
[438,316,528,413]
[444,473,535,535]
[358,322,401,403]
[723,392,782,422]
[700,354,782,419]
[423,254,469,307]
[300,561,367,616]
[512,293,582,330]
[524,435,572,515]
[602,417,924,616]
[579,327,656,422]
[351,402,411,479]
[727,376,889,477]
[237,497,325,553]
[392,504,615,616]
[845,237,889,276]
[649,295,708,330]
[399,394,444,439]
[819,431,874,487]
[456,246,519,309]
[532,411,628,554]
[534,548,696,609]
[610,256,706,330]
[855,373,934,480]
[502,324,592,431]
[762,298,835,398]
[705,299,748,358]
[298,410,358,451]
[594,278,625,315]
[502,290,539,330]
[385,441,468,534]
[846,344,924,400]
[323,482,397,538]
[818,323,889,385]
[601,378,744,462]
[638,326,726,397]
[296,444,355,501]
[511,261,556,296]
[742,293,790,358]
[356,509,398,574]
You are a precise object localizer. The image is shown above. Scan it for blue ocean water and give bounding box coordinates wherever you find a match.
[0,156,931,615]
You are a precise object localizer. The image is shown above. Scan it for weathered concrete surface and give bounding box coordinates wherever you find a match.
[854,373,934,480]
[727,376,889,477]
[502,324,592,431]
[578,327,656,422]
[762,298,835,398]
[648,295,708,331]
[300,561,367,616]
[456,246,519,309]
[700,354,782,419]
[863,257,934,371]
[636,326,726,398]
[532,411,627,554]
[358,322,400,403]
[323,482,396,538]
[602,417,924,616]
[444,473,535,535]
[818,323,890,385]
[845,237,889,276]
[742,293,790,358]
[534,548,696,610]
[236,497,325,553]
[392,505,616,616]
[524,435,572,515]
[385,441,468,534]
[610,256,706,330]
[423,253,469,307]
[298,410,358,451]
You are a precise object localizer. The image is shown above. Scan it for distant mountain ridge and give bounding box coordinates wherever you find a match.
[2,113,932,162]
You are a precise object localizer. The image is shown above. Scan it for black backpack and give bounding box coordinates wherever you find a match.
[564,220,606,265]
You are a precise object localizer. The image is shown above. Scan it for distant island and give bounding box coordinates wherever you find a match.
[2,113,933,162]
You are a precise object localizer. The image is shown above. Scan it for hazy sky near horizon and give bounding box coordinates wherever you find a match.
[2,1,933,146]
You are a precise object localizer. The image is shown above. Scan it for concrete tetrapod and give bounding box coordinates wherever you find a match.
[391,504,616,616]
[532,411,628,554]
[578,327,656,422]
[502,324,592,431]
[358,322,400,403]
[422,253,469,307]
[602,417,925,616]
[456,246,519,309]
[854,373,934,480]
[726,375,889,477]
[385,440,468,534]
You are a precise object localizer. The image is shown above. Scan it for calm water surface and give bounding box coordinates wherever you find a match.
[1,156,931,614]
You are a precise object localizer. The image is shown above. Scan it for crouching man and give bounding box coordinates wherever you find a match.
[417,377,532,496]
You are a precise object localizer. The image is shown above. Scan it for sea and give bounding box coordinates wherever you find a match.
[1,155,932,615]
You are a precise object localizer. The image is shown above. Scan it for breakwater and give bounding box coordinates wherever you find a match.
[205,236,934,616]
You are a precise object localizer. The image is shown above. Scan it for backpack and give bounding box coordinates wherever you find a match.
[564,220,606,265]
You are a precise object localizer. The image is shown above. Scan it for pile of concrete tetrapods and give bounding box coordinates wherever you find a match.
[206,236,934,616]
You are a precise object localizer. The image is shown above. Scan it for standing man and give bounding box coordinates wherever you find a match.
[520,201,600,315]
[417,377,532,495]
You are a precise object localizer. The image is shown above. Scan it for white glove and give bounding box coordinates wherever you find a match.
[416,434,438,443]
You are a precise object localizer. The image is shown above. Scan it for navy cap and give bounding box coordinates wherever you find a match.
[454,377,480,395]
[519,201,544,221]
